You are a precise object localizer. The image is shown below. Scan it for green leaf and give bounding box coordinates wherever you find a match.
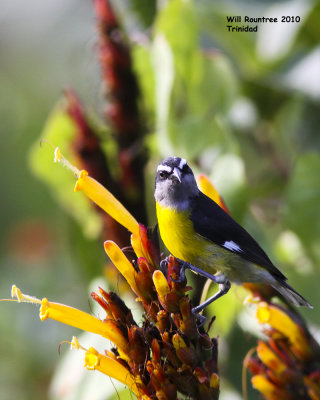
[272,94,305,161]
[155,0,201,87]
[130,0,157,27]
[197,3,263,77]
[171,114,234,160]
[284,152,320,255]
[132,45,155,118]
[152,34,175,156]
[153,0,239,160]
[29,101,102,239]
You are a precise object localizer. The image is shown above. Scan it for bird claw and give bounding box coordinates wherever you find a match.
[160,257,169,272]
[192,309,207,327]
[161,258,231,323]
[169,261,186,283]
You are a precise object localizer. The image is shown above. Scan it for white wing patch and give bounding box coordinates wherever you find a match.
[223,240,243,253]
[179,158,187,170]
[157,165,172,173]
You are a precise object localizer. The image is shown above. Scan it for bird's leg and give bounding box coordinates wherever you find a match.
[171,260,223,283]
[172,261,231,324]
[165,260,231,324]
[192,279,231,314]
[176,261,227,282]
[192,280,231,326]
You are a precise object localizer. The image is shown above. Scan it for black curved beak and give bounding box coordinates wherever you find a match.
[172,167,181,183]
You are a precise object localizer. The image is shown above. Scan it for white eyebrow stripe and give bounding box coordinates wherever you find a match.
[223,241,243,252]
[157,165,172,173]
[179,158,187,170]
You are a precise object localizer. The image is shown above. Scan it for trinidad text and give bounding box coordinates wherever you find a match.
[226,25,258,32]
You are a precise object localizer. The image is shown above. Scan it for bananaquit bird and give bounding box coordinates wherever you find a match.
[154,156,312,316]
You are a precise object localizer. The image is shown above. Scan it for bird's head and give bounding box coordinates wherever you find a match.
[154,157,199,209]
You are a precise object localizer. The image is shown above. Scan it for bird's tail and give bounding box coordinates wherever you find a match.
[272,281,313,309]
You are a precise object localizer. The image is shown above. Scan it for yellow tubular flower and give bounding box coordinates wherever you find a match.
[256,341,286,376]
[84,347,142,391]
[70,337,151,400]
[256,302,311,360]
[131,227,154,265]
[104,240,139,295]
[153,270,170,301]
[197,174,229,213]
[40,299,129,354]
[251,375,278,399]
[12,286,130,355]
[54,147,139,235]
[75,170,139,235]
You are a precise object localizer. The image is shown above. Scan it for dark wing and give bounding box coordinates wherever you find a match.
[190,192,286,280]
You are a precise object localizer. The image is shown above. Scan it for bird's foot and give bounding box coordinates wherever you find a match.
[160,257,169,272]
[169,259,187,283]
[193,312,207,327]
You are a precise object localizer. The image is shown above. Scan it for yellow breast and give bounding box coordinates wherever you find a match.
[156,203,262,282]
[156,203,211,268]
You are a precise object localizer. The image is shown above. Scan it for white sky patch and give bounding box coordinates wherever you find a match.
[157,165,172,173]
[179,158,187,170]
[223,241,243,253]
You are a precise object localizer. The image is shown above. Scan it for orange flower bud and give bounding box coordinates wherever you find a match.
[172,333,198,368]
[178,296,198,340]
[128,326,148,365]
[209,373,220,389]
[156,310,171,333]
[152,339,161,363]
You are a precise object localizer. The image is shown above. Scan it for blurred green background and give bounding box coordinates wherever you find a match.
[1,0,320,399]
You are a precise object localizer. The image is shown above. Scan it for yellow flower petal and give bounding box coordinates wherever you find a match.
[251,374,277,397]
[11,286,131,356]
[104,240,139,295]
[209,373,220,389]
[75,170,139,235]
[131,232,146,261]
[39,297,130,354]
[256,302,311,360]
[172,333,187,350]
[197,174,229,213]
[256,341,286,375]
[153,270,170,300]
[82,346,150,400]
[54,148,139,234]
[131,227,153,265]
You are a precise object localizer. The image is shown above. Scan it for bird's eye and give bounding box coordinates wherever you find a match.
[159,171,168,179]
